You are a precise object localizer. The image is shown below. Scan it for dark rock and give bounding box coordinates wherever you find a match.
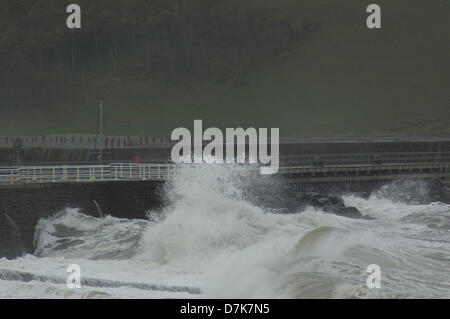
[329,196,345,207]
[429,179,450,204]
[251,189,371,220]
[317,197,330,204]
[321,205,366,219]
[294,192,369,219]
[337,207,363,219]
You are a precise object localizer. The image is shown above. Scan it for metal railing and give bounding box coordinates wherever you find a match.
[280,152,450,167]
[4,151,449,168]
[1,151,450,185]
[0,163,177,185]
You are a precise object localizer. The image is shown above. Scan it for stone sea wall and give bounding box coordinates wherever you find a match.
[0,181,164,259]
[0,134,172,149]
[1,135,449,164]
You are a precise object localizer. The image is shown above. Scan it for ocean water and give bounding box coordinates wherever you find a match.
[0,165,449,299]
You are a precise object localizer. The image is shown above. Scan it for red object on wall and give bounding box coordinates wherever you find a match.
[133,156,140,163]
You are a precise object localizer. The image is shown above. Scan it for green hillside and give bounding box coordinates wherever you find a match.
[0,0,448,137]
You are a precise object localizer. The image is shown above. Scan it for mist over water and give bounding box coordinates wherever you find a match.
[0,164,449,298]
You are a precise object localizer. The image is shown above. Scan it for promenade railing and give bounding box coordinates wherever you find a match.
[0,163,177,185]
[1,151,450,185]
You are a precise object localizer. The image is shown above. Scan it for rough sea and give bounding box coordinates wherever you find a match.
[0,165,449,298]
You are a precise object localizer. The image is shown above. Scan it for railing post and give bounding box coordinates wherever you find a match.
[52,168,55,182]
[10,169,14,185]
[77,167,80,182]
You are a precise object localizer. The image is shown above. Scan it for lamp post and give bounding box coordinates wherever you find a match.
[99,98,103,161]
[92,98,104,162]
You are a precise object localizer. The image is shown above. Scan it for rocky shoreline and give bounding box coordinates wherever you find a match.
[255,178,450,220]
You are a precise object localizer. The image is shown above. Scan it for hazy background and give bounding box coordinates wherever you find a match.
[0,0,448,137]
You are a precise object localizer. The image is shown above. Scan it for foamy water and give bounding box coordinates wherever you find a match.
[0,165,449,298]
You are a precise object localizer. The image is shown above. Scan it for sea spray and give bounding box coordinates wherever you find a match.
[0,165,448,298]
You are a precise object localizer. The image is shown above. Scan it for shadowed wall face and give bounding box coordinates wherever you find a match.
[1,139,450,164]
[0,181,164,259]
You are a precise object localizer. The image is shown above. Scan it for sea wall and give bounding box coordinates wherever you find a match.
[0,134,171,149]
[1,136,450,259]
[0,134,172,163]
[0,181,164,259]
[1,135,450,164]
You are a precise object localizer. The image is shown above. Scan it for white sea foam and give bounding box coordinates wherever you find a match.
[1,164,449,298]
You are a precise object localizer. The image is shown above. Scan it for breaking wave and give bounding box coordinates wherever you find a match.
[1,164,449,298]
